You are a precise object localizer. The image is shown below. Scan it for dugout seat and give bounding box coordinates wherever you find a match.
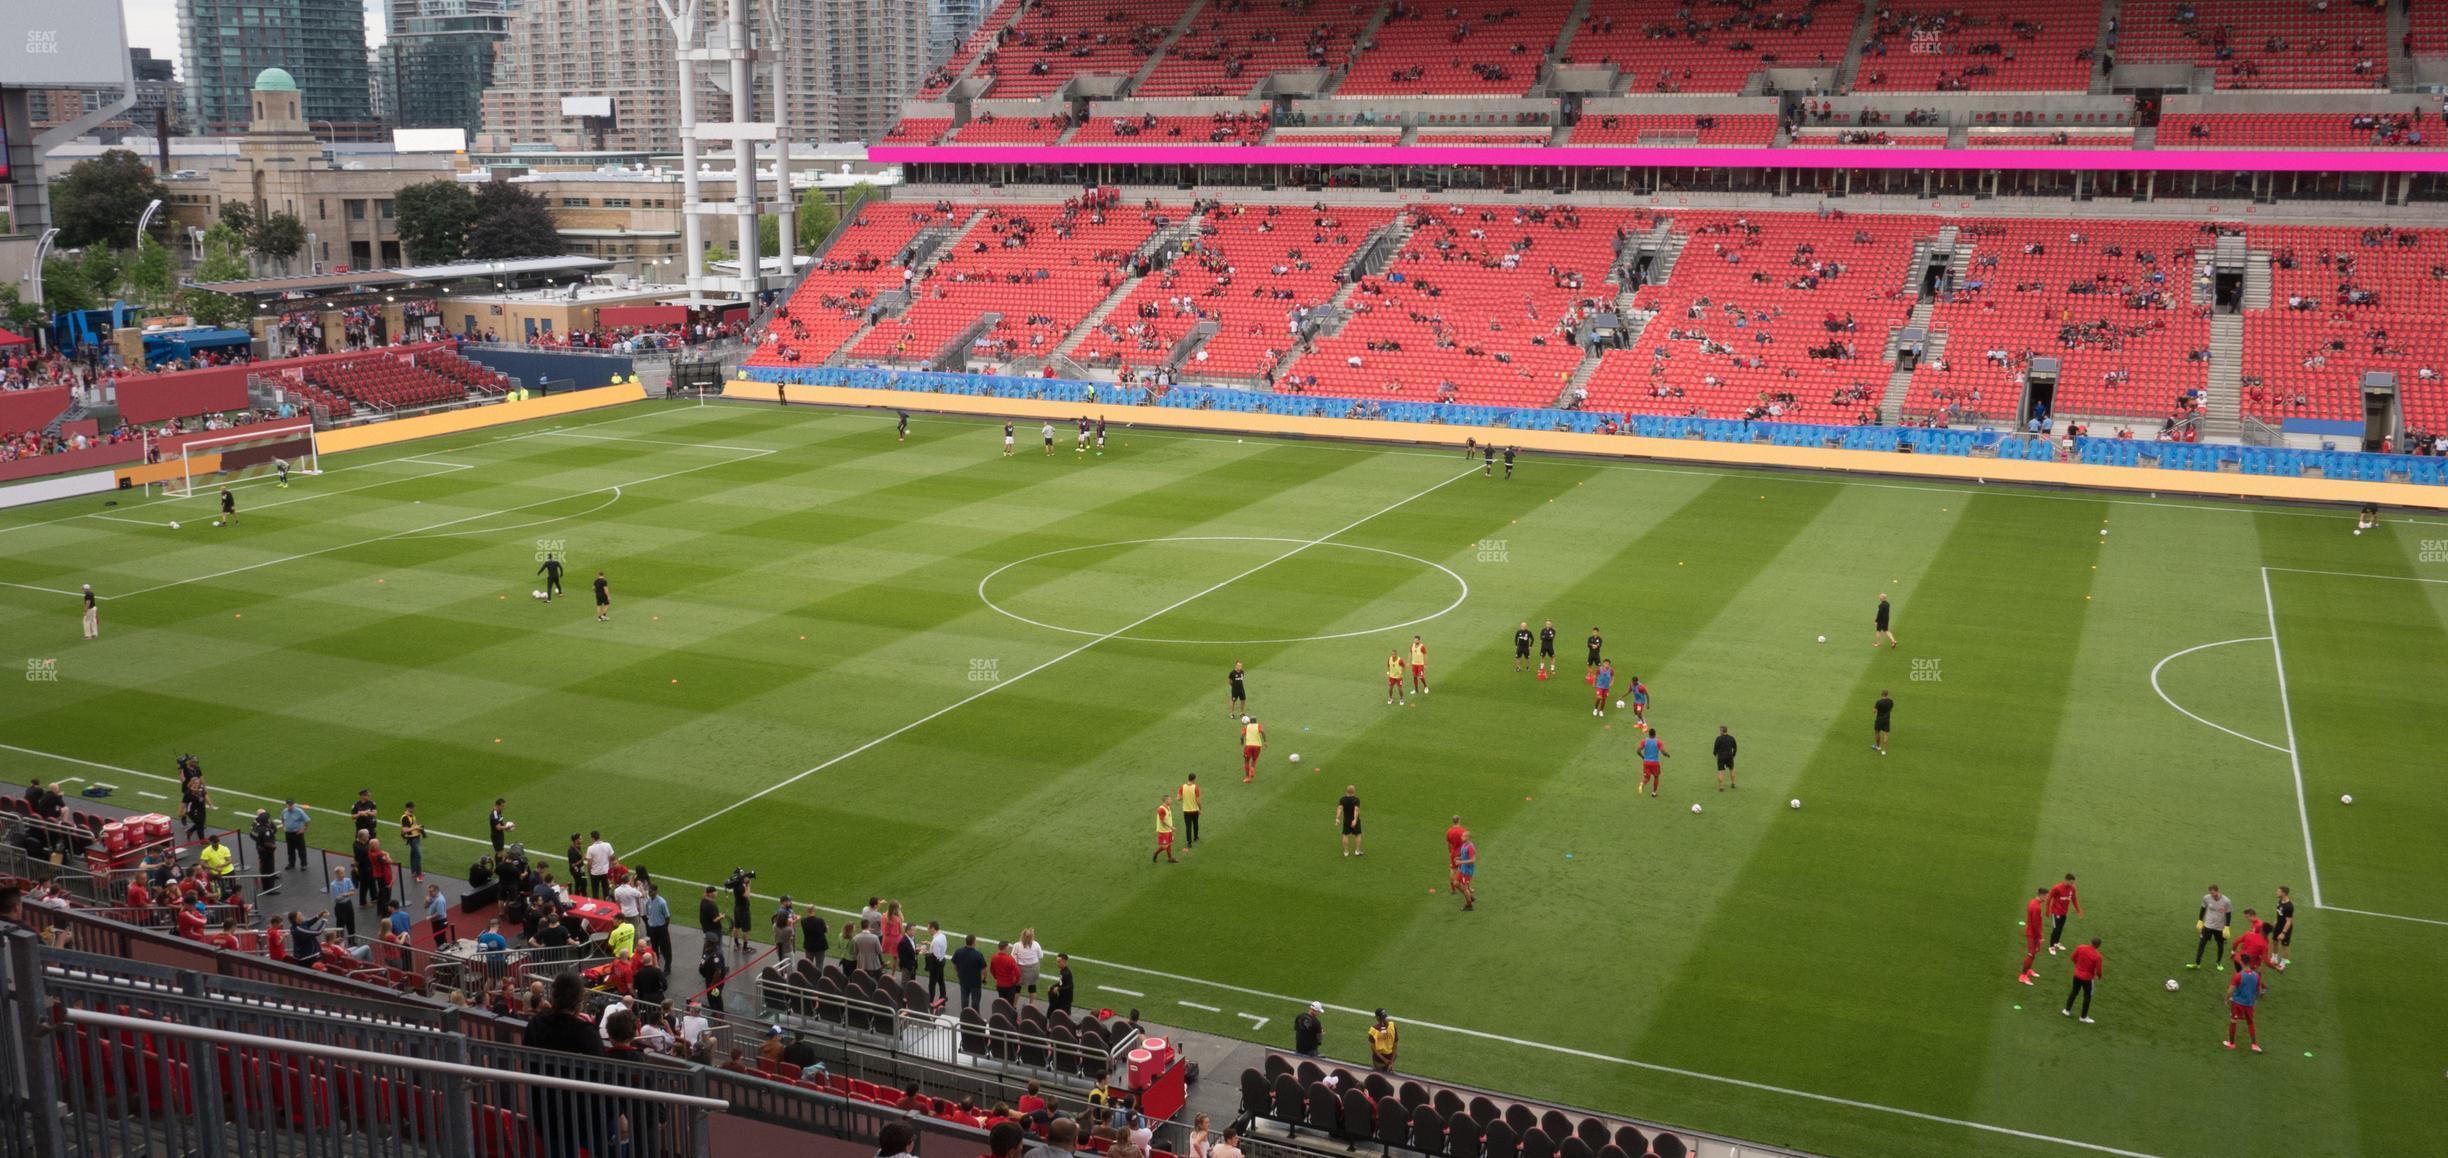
[1240,1069,1273,1120]
[1410,1103,1448,1155]
[1265,1054,1292,1081]
[1520,1126,1556,1158]
[1435,1089,1467,1120]
[1612,1125,1648,1155]
[1574,1118,1610,1152]
[959,1009,990,1055]
[1296,1060,1326,1087]
[1365,1072,1396,1102]
[1540,1111,1572,1142]
[1560,1137,1594,1158]
[1377,1097,1413,1150]
[1341,1087,1376,1141]
[1400,1080,1430,1109]
[1447,1115,1484,1158]
[1483,1117,1518,1158]
[1272,1073,1306,1131]
[1648,1135,1687,1158]
[1307,1082,1341,1137]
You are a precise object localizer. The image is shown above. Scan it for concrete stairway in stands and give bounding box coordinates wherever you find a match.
[1125,0,1213,94]
[2203,313,2245,440]
[2092,0,2124,94]
[1320,0,1399,97]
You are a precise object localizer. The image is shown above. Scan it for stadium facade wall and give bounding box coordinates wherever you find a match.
[737,378,2448,511]
[0,386,74,433]
[460,347,640,392]
[113,344,461,424]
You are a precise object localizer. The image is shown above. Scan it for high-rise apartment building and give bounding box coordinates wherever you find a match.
[380,0,514,136]
[478,0,832,153]
[178,0,377,138]
[926,0,986,72]
[819,0,929,144]
[25,49,183,144]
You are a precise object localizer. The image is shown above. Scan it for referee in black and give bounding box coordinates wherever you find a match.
[1714,726,1738,790]
[536,553,564,601]
[1873,689,1895,754]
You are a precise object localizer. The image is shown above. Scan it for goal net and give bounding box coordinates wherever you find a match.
[157,423,323,498]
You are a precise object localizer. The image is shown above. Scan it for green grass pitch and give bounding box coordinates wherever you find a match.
[2,400,2443,1158]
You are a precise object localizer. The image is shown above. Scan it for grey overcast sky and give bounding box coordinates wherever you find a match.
[122,0,388,74]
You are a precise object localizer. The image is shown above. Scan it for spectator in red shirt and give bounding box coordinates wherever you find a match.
[123,876,151,913]
[208,919,243,952]
[2062,937,2104,1023]
[175,901,209,940]
[989,941,1023,1004]
[2046,873,2082,954]
[1016,1078,1048,1120]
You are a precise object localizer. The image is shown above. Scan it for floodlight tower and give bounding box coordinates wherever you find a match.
[653,0,795,309]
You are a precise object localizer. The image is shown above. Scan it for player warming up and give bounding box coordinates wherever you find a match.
[1337,786,1364,856]
[1041,422,1055,457]
[536,553,565,602]
[1513,622,1533,672]
[2047,874,2082,953]
[1455,834,1477,911]
[897,410,910,442]
[1228,662,1248,718]
[1408,636,1430,694]
[1638,730,1668,796]
[274,458,291,488]
[1629,675,1649,724]
[1179,775,1202,847]
[1385,652,1407,706]
[2224,965,2263,1052]
[2063,938,2103,1023]
[592,571,611,622]
[1502,446,1517,479]
[1874,593,1897,649]
[1152,796,1177,864]
[1713,726,1737,790]
[1586,627,1604,682]
[1593,661,1615,717]
[1445,816,1467,893]
[1872,689,1894,754]
[218,487,238,526]
[2019,887,2048,985]
[1003,422,1015,457]
[1239,716,1266,783]
[2191,884,2232,971]
[1539,620,1558,675]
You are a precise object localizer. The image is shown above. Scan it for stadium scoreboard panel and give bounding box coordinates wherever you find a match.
[1,4,132,87]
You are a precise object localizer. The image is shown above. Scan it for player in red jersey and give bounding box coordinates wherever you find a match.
[2062,938,2104,1023]
[1408,636,1429,695]
[1152,796,1177,864]
[1238,717,1266,783]
[2045,874,2082,954]
[1445,816,1467,894]
[2225,966,2263,1052]
[2018,887,2047,985]
[2230,909,2271,981]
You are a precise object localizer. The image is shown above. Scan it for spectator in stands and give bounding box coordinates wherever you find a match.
[771,895,797,959]
[1210,1125,1244,1158]
[879,1121,920,1158]
[1047,953,1075,1014]
[758,1024,788,1066]
[990,1121,1029,1158]
[990,940,1023,1004]
[953,933,988,1014]
[1028,1115,1082,1158]
[330,865,359,935]
[800,904,829,970]
[524,973,609,1158]
[0,885,20,928]
[424,883,451,945]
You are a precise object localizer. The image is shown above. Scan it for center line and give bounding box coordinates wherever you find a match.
[622,466,1480,858]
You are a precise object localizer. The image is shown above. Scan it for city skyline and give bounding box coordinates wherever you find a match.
[122,0,388,75]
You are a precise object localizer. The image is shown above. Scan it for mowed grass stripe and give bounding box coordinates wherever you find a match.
[1617,493,2106,1157]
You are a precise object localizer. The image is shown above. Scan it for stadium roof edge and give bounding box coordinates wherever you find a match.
[184,258,617,302]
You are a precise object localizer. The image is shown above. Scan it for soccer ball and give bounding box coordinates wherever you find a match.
[1789,798,1801,809]
[2340,794,2353,805]
[1690,803,1702,814]
[1815,634,1826,643]
[1615,699,1626,709]
[1288,753,1301,763]
[532,590,547,600]
[212,519,224,527]
[2353,528,2363,536]
[2099,528,2108,536]
[168,520,181,530]
[2165,979,2180,991]
[1241,715,1252,725]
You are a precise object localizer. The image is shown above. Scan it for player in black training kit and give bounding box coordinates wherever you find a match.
[1874,593,1897,649]
[1094,417,1107,455]
[1228,662,1247,718]
[1586,628,1604,678]
[1873,690,1894,754]
[1714,726,1738,791]
[593,572,612,622]
[1482,445,1496,476]
[1003,422,1016,457]
[1513,622,1534,672]
[218,488,238,525]
[1538,620,1557,673]
[897,411,909,442]
[536,554,565,601]
[1502,446,1516,479]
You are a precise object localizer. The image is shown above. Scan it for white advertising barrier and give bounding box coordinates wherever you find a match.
[0,468,121,510]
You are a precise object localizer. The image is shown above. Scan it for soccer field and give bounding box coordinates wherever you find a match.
[3,400,2443,1158]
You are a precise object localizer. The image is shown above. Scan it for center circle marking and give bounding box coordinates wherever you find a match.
[977,536,1471,645]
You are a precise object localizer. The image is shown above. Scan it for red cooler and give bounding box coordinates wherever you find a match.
[1142,1036,1173,1070]
[1125,1048,1156,1090]
[103,822,128,856]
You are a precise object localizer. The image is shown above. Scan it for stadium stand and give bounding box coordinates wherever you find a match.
[1133,0,1376,97]
[1851,0,2100,92]
[1965,130,2136,147]
[753,203,970,368]
[2416,4,2448,59]
[880,117,954,146]
[2114,0,2387,90]
[851,195,1170,366]
[1566,114,1779,147]
[2243,223,2448,432]
[300,350,502,413]
[1789,129,1950,147]
[1413,128,1556,146]
[947,111,1075,144]
[1269,129,1407,145]
[1070,112,1271,144]
[963,0,1177,98]
[1335,0,1572,96]
[1072,203,1399,379]
[1558,0,1861,92]
[2157,110,2447,148]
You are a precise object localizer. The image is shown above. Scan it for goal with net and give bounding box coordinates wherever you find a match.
[155,423,323,497]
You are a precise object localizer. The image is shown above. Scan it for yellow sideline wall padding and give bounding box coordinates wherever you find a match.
[121,454,223,487]
[316,386,651,455]
[739,382,2448,512]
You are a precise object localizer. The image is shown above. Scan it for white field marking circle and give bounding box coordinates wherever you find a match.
[393,487,624,539]
[979,535,1469,645]
[2149,636,2290,754]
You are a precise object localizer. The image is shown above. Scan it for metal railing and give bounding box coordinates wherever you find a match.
[2241,412,2283,447]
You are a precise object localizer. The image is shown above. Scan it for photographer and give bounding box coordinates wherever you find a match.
[725,869,755,956]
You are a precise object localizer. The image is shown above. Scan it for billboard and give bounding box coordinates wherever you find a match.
[0,4,132,89]
[560,96,614,119]
[393,128,468,154]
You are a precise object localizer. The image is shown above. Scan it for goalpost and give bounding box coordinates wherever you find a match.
[155,423,324,498]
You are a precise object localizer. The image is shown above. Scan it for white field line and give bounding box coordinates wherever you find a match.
[100,448,770,600]
[1236,1012,1270,1032]
[2321,905,2448,929]
[1177,1000,1222,1013]
[1094,985,1144,998]
[620,466,1483,860]
[2147,637,2289,754]
[2260,568,2323,909]
[0,579,90,597]
[2261,566,2448,585]
[0,740,2182,1158]
[523,430,774,454]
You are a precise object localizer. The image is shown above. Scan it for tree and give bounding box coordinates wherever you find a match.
[79,245,126,303]
[126,236,176,306]
[41,256,98,315]
[217,201,256,239]
[49,150,172,250]
[796,188,838,251]
[180,225,255,328]
[396,179,477,264]
[250,212,307,273]
[702,242,733,267]
[461,182,564,260]
[0,287,42,335]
